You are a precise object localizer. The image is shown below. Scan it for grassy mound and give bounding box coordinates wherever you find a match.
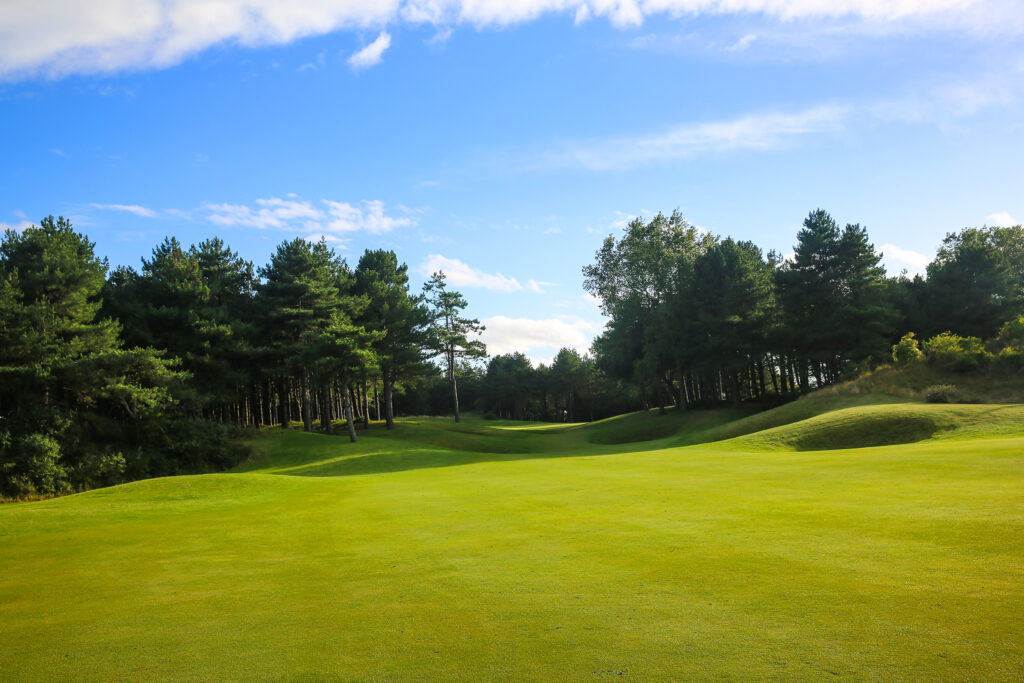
[722,403,1024,451]
[671,393,911,446]
[581,406,752,444]
[2,404,1023,680]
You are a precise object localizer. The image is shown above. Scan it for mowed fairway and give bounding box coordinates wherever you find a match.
[2,399,1023,681]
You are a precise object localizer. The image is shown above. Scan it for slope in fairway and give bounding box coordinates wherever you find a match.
[2,402,1023,681]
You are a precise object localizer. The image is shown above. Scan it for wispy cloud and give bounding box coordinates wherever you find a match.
[725,33,757,51]
[987,211,1020,227]
[298,51,326,72]
[420,254,525,292]
[348,31,391,70]
[203,196,415,240]
[881,242,931,275]
[520,60,1024,173]
[1,1,1014,80]
[91,203,158,218]
[527,279,556,293]
[538,105,847,171]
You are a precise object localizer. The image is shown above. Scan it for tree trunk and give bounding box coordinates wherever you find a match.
[278,379,290,429]
[344,385,357,443]
[451,372,461,423]
[384,378,395,430]
[449,352,461,423]
[319,382,332,433]
[301,372,313,432]
[362,382,370,428]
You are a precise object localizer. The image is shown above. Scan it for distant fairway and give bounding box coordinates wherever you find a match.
[2,398,1023,681]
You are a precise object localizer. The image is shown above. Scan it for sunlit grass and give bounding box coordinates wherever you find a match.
[2,398,1022,680]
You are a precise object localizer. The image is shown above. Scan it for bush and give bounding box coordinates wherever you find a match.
[996,316,1024,350]
[996,346,1024,373]
[925,384,960,403]
[0,432,69,498]
[922,332,992,372]
[892,332,923,366]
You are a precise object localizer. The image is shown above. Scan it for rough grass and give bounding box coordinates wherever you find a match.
[820,361,1024,403]
[2,398,1023,681]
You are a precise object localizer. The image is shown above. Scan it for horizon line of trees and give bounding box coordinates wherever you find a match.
[410,209,1024,423]
[3,209,1022,496]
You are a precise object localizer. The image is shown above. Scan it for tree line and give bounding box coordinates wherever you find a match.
[1,218,484,497]
[576,209,1024,411]
[3,210,1021,496]
[421,209,1023,423]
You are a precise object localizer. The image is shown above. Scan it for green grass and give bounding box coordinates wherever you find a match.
[2,398,1023,680]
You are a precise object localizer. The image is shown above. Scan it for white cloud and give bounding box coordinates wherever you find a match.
[420,254,524,292]
[542,105,847,170]
[427,26,453,45]
[524,62,1024,173]
[91,203,158,218]
[987,211,1019,227]
[348,30,391,69]
[881,242,931,275]
[298,50,326,72]
[203,196,414,237]
[527,279,556,293]
[0,1,1011,80]
[725,33,757,51]
[480,315,596,359]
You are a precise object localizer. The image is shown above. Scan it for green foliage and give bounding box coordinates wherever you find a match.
[925,384,960,403]
[1,432,68,497]
[583,210,715,406]
[776,210,894,384]
[996,315,1024,349]
[0,218,247,497]
[891,332,923,366]
[921,225,1024,339]
[354,249,431,429]
[922,332,992,372]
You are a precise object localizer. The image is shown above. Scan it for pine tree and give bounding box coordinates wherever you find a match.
[422,271,486,423]
[354,250,430,430]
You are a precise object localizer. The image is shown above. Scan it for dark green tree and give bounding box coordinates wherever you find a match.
[922,225,1024,339]
[776,210,892,388]
[354,249,430,430]
[257,239,348,431]
[691,239,775,405]
[0,218,186,496]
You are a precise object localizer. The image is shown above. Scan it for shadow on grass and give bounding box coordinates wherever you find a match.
[274,444,597,477]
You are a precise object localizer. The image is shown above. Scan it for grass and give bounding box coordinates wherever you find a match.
[2,396,1023,680]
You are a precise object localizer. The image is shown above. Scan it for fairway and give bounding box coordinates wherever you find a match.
[2,399,1023,681]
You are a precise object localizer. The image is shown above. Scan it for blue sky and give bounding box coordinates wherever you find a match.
[2,1,1023,364]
